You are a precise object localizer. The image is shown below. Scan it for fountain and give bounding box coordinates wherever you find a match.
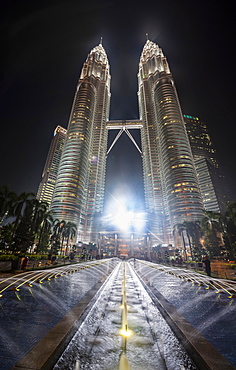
[1,258,234,369]
[0,259,119,370]
[132,259,236,368]
[118,263,131,369]
[54,261,198,369]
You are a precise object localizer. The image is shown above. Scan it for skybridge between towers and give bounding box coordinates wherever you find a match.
[106,119,143,156]
[49,40,203,247]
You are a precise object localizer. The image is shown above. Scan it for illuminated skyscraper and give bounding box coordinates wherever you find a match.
[138,40,203,243]
[50,42,111,242]
[184,114,228,212]
[49,39,203,245]
[37,125,67,205]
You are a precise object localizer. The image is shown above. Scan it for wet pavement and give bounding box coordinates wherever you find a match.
[134,260,236,368]
[0,259,235,369]
[54,262,197,370]
[0,259,117,370]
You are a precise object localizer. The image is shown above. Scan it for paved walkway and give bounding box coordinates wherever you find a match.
[0,260,116,370]
[0,259,235,369]
[134,260,236,368]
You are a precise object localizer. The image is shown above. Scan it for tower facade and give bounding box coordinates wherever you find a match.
[49,39,203,246]
[138,40,203,243]
[184,114,228,212]
[37,125,67,206]
[50,42,111,242]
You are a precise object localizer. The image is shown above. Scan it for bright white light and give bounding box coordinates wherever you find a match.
[114,209,134,232]
[103,191,147,232]
[104,203,147,232]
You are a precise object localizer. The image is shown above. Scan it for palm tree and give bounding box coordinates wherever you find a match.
[201,210,223,258]
[8,191,35,250]
[63,222,77,255]
[27,200,50,251]
[173,223,188,261]
[181,221,194,260]
[0,223,14,251]
[0,185,17,225]
[220,203,236,260]
[37,210,54,253]
[182,221,203,261]
[50,219,66,255]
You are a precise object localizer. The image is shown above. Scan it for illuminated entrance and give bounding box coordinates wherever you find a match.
[99,119,164,258]
[97,231,152,259]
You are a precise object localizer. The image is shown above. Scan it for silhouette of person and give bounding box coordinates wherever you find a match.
[202,255,211,277]
[21,256,28,270]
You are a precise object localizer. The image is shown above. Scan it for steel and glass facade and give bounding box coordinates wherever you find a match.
[50,43,111,242]
[37,125,67,206]
[184,114,228,212]
[138,40,203,243]
[49,39,203,245]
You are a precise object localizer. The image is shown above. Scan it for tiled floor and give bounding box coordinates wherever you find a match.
[135,260,236,368]
[0,262,111,370]
[1,260,235,369]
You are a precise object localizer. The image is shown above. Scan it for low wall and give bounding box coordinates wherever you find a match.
[211,261,236,280]
[0,260,12,271]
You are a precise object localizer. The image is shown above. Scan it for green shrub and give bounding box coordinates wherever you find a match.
[27,254,48,261]
[0,255,19,261]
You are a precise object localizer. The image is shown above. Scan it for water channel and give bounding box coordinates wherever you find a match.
[0,258,235,369]
[54,261,197,369]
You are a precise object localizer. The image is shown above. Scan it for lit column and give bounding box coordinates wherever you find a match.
[115,233,118,256]
[98,233,102,256]
[130,233,134,257]
[147,233,151,259]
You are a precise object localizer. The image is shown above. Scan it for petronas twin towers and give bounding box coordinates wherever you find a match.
[50,39,203,245]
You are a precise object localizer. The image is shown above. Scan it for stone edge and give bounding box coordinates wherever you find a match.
[13,265,235,370]
[139,276,235,370]
[12,279,105,370]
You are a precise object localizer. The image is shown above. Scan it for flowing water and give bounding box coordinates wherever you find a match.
[133,259,236,367]
[54,261,197,369]
[0,259,119,370]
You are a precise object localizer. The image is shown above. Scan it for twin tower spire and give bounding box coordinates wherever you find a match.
[50,38,203,245]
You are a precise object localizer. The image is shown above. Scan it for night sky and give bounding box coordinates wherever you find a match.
[1,0,236,211]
